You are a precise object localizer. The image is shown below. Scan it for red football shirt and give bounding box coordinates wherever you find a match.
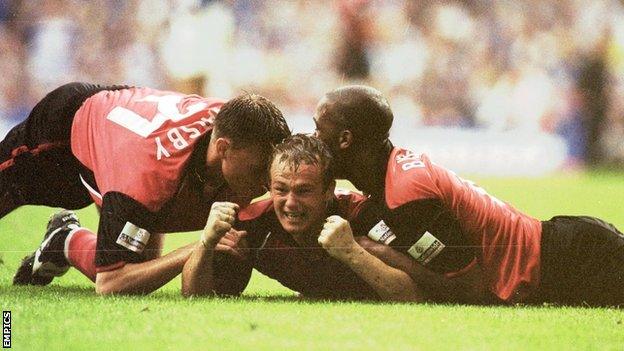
[71,87,224,212]
[384,148,542,302]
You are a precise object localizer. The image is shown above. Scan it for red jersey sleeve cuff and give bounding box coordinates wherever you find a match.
[96,261,127,273]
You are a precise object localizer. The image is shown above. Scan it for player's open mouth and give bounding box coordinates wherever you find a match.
[284,212,305,220]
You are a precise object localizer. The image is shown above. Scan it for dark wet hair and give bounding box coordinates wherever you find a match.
[271,134,334,189]
[214,93,291,150]
[323,85,393,144]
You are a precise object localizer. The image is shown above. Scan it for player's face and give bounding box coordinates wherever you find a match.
[270,160,332,237]
[312,97,341,155]
[221,146,269,203]
[313,97,350,177]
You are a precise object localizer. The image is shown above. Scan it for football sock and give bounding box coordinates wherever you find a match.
[64,228,97,282]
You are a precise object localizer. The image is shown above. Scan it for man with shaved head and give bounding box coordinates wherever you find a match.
[312,85,624,306]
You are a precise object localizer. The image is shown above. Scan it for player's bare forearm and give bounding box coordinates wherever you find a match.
[95,242,194,295]
[356,237,487,303]
[181,241,218,297]
[181,202,240,297]
[338,244,425,302]
[319,216,425,302]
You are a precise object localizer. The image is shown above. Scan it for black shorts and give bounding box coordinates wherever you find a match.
[535,215,624,306]
[0,82,127,210]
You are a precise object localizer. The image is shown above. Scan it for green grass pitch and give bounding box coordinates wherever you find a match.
[1,174,624,350]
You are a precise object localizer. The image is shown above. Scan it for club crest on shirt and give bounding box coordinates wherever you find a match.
[367,220,396,245]
[408,231,445,265]
[116,222,151,253]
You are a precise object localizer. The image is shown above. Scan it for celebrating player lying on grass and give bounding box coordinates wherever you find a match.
[3,82,290,294]
[182,134,423,301]
[311,85,624,306]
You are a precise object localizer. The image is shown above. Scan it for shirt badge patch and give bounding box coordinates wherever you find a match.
[407,231,445,265]
[116,222,151,253]
[367,220,396,245]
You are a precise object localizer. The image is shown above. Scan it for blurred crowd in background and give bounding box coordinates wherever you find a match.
[1,0,624,168]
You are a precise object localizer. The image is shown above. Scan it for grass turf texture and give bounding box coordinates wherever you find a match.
[1,174,624,350]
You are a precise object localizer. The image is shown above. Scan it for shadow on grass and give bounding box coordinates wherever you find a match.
[1,284,94,298]
[148,293,624,310]
[3,284,620,310]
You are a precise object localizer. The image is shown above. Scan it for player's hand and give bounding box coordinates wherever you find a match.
[201,202,239,248]
[318,215,358,259]
[215,229,249,261]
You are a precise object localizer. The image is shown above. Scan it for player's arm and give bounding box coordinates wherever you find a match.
[96,243,194,295]
[355,236,490,304]
[93,192,195,295]
[182,202,252,297]
[318,215,425,302]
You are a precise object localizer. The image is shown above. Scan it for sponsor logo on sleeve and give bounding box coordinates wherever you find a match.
[367,220,396,245]
[407,231,445,265]
[116,222,151,253]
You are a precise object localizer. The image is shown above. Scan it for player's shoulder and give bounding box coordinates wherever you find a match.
[385,148,438,208]
[387,147,431,172]
[238,198,275,222]
[386,148,434,185]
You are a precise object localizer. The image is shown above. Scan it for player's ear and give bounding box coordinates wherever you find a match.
[215,137,231,158]
[325,179,336,201]
[338,130,353,150]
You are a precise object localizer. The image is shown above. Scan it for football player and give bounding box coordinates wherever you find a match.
[311,85,624,306]
[2,82,290,294]
[182,134,422,301]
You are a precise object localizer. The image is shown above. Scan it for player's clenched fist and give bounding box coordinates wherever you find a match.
[201,202,239,248]
[318,215,357,259]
